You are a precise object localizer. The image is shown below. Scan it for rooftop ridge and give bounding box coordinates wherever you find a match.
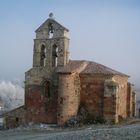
[57,60,129,77]
[74,61,89,73]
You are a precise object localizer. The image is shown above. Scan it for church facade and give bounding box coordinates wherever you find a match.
[4,14,136,128]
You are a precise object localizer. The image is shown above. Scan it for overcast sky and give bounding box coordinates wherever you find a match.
[0,0,140,90]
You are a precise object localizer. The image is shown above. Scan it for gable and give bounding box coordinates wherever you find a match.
[35,18,69,32]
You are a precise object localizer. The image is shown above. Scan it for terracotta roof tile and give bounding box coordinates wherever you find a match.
[57,60,129,77]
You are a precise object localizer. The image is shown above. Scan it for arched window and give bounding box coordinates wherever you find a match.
[52,44,58,67]
[40,44,46,67]
[41,80,51,98]
[48,22,54,38]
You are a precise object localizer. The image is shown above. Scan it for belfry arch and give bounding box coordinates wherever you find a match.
[52,44,58,67]
[40,44,46,67]
[48,22,54,39]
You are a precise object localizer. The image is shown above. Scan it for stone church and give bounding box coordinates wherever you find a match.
[4,14,136,128]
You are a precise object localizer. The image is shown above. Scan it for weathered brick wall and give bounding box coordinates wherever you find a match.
[80,74,112,120]
[25,84,57,124]
[80,74,129,123]
[113,76,128,121]
[4,106,25,129]
[103,96,116,122]
[57,73,80,125]
[104,80,118,123]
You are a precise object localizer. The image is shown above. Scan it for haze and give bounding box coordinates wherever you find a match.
[0,0,140,90]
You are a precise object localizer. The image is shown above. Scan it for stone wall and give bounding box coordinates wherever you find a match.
[57,73,80,125]
[4,106,25,129]
[104,79,118,123]
[113,76,128,121]
[80,74,112,121]
[25,67,52,85]
[33,17,70,69]
[80,74,129,123]
[126,83,136,118]
[24,17,70,126]
[25,84,57,124]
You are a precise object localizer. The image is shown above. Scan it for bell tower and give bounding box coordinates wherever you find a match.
[33,13,69,70]
[25,13,70,124]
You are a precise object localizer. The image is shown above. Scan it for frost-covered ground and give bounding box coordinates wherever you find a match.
[0,121,140,140]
